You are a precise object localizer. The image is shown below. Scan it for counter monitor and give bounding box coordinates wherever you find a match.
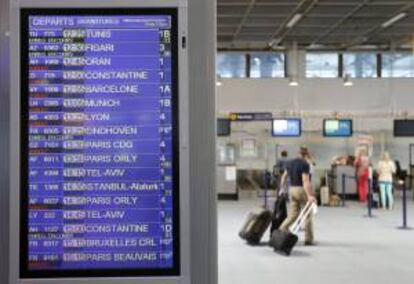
[272,119,301,137]
[217,119,231,136]
[394,120,414,137]
[323,119,353,137]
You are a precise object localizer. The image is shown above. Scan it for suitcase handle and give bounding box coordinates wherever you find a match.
[263,171,272,209]
[289,201,317,234]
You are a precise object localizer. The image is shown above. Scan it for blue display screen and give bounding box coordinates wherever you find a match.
[272,119,301,137]
[20,9,179,278]
[323,119,353,137]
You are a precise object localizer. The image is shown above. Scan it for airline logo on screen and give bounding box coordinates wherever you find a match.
[22,11,179,277]
[229,112,272,121]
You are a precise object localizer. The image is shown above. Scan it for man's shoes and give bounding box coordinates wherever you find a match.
[304,241,316,246]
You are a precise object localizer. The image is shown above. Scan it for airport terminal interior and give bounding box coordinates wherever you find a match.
[1,0,414,284]
[216,1,414,283]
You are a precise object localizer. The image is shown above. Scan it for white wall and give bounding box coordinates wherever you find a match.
[216,78,414,175]
[217,78,414,115]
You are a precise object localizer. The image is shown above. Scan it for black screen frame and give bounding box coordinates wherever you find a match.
[271,118,302,137]
[217,118,231,137]
[323,119,353,138]
[20,8,180,278]
[394,119,414,137]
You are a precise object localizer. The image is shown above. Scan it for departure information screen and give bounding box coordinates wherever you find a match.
[272,119,301,137]
[323,119,353,137]
[20,9,180,278]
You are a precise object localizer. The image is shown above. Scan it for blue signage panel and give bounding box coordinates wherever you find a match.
[20,9,179,278]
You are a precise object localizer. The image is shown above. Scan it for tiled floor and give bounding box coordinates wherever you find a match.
[218,197,414,284]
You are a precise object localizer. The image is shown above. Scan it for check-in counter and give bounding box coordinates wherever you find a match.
[217,165,238,200]
[334,165,358,196]
[217,143,238,200]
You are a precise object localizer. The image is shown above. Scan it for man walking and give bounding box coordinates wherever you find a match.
[279,146,316,245]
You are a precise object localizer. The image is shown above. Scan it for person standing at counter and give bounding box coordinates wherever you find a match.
[274,150,290,194]
[377,152,396,210]
[305,151,316,181]
[275,150,290,174]
[355,149,369,203]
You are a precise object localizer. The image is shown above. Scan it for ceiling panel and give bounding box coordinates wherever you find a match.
[239,26,274,35]
[354,5,403,17]
[218,6,249,15]
[243,17,285,26]
[309,5,358,15]
[217,0,414,50]
[249,6,297,15]
[218,18,242,26]
[218,27,239,35]
[370,0,414,4]
[317,0,362,4]
[298,17,342,26]
[256,0,301,4]
[236,34,272,41]
[219,0,252,3]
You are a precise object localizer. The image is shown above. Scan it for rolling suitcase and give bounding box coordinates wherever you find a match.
[320,186,330,206]
[320,172,330,206]
[269,193,287,238]
[270,201,317,256]
[239,209,272,244]
[239,172,272,245]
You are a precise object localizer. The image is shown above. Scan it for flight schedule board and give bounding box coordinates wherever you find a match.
[20,9,180,278]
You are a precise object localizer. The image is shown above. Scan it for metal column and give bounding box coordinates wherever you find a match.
[0,0,10,283]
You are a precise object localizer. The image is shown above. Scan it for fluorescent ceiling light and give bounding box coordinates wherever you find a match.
[343,74,353,87]
[216,76,223,87]
[308,43,325,49]
[268,38,281,48]
[289,77,299,87]
[382,12,407,28]
[286,14,303,28]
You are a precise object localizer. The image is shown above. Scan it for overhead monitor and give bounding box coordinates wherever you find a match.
[272,119,301,137]
[217,119,231,136]
[394,120,414,137]
[20,8,181,279]
[323,119,353,137]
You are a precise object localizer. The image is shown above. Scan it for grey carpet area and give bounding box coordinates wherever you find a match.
[219,197,414,284]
